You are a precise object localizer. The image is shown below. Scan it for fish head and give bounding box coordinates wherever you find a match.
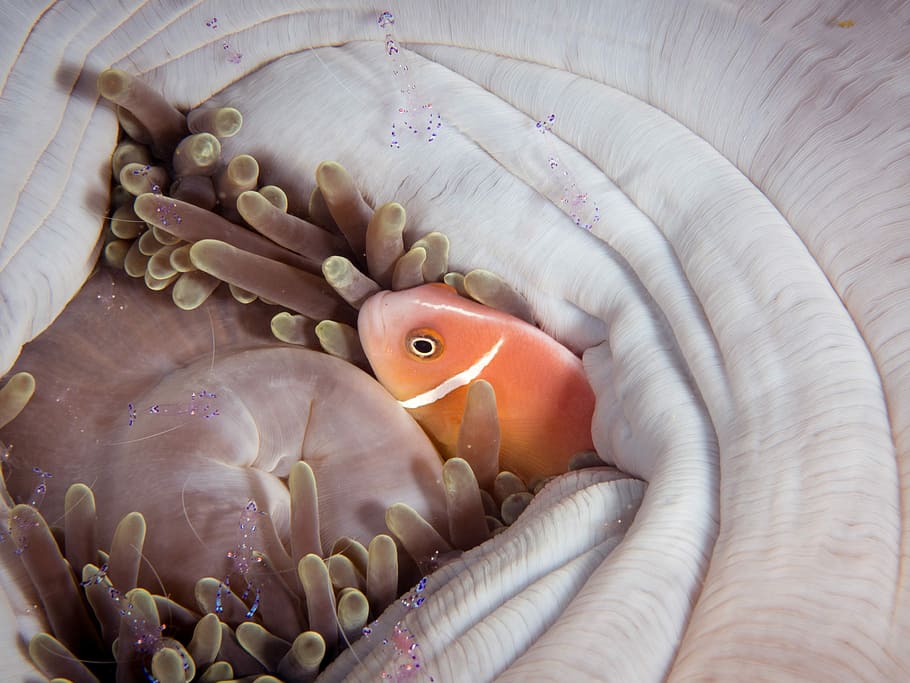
[357,283,507,408]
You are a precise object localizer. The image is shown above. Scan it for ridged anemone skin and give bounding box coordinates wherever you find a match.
[1,1,909,681]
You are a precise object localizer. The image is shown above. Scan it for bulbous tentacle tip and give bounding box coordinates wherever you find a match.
[568,449,607,470]
[81,562,120,645]
[366,202,407,289]
[337,588,370,644]
[108,510,146,594]
[391,246,427,291]
[307,186,337,231]
[187,107,243,139]
[198,660,234,682]
[216,154,260,223]
[366,534,399,619]
[123,240,151,278]
[97,68,188,158]
[463,269,534,324]
[150,644,195,683]
[456,379,501,491]
[96,68,134,101]
[443,271,467,296]
[322,255,380,310]
[315,320,369,370]
[229,283,258,304]
[172,270,221,310]
[172,133,222,177]
[385,502,456,575]
[271,312,318,347]
[412,231,449,283]
[103,239,131,270]
[326,554,363,595]
[28,632,98,683]
[63,483,97,581]
[137,226,168,257]
[0,371,35,430]
[111,142,151,182]
[195,577,248,627]
[257,186,288,212]
[188,612,222,671]
[442,457,490,550]
[492,471,527,507]
[330,537,370,576]
[297,553,338,653]
[278,630,325,681]
[500,491,534,525]
[146,253,179,287]
[315,161,372,260]
[236,621,289,672]
[288,461,322,563]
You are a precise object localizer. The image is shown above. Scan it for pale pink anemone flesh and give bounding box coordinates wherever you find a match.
[1,1,909,681]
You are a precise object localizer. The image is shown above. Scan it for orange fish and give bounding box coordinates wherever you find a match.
[357,283,595,482]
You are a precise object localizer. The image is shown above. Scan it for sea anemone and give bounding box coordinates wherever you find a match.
[2,2,909,681]
[1,67,636,680]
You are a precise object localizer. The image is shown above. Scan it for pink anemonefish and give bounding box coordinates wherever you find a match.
[357,283,595,482]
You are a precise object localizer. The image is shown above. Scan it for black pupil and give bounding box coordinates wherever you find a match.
[413,338,434,355]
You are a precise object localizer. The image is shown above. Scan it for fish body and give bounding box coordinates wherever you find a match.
[357,283,595,481]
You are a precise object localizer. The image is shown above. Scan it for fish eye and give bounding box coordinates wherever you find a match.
[406,328,444,360]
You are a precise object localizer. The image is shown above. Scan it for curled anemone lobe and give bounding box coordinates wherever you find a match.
[359,283,595,482]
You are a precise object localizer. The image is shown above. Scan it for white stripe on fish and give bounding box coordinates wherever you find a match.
[399,337,504,409]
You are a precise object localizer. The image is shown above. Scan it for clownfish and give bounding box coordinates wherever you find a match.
[357,283,595,482]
